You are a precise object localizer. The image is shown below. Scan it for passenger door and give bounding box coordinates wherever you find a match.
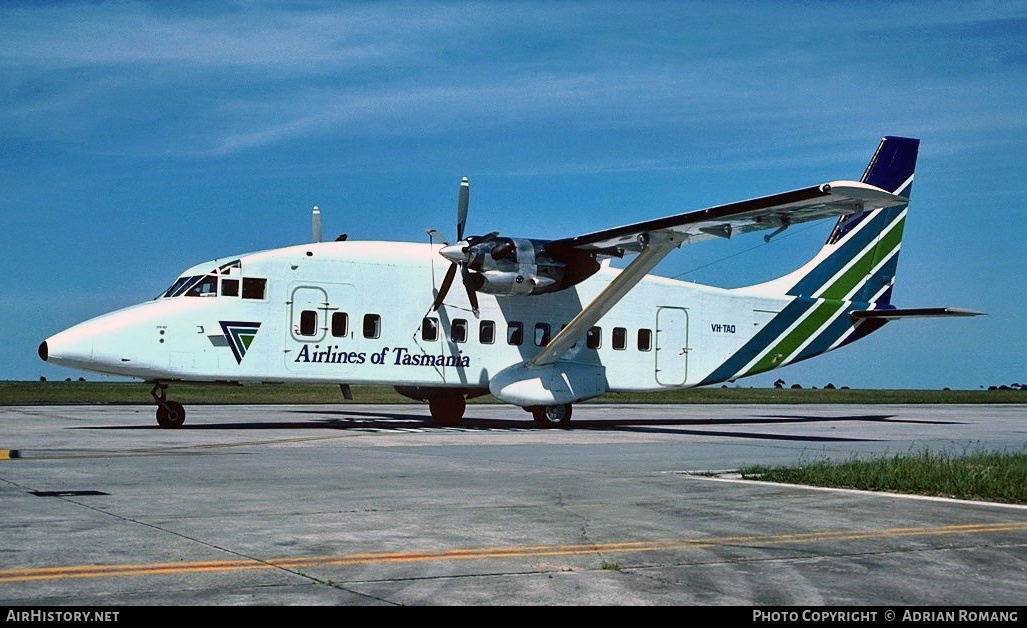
[655,306,689,386]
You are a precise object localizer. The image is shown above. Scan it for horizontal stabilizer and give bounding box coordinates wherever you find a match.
[851,308,985,320]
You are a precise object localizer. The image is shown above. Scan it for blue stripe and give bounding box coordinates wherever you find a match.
[791,302,861,364]
[827,210,872,244]
[877,285,894,306]
[698,299,814,386]
[835,318,888,349]
[852,251,900,304]
[787,209,896,297]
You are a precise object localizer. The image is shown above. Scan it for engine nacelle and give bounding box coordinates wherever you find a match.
[462,237,602,296]
[473,270,556,295]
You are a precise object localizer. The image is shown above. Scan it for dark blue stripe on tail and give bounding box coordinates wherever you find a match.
[828,136,919,244]
[861,136,919,195]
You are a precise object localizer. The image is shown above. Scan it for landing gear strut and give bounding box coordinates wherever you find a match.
[428,396,466,427]
[151,382,186,429]
[531,403,572,429]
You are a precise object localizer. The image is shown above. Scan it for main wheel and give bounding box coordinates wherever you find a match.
[156,401,186,429]
[531,404,572,429]
[429,397,465,427]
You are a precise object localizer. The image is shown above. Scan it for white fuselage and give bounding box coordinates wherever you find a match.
[43,240,799,401]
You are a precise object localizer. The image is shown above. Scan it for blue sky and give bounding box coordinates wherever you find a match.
[3,1,1024,389]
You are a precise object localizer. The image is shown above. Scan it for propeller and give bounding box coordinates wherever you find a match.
[456,176,469,241]
[431,177,483,316]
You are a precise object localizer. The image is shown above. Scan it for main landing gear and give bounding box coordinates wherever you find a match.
[529,403,573,429]
[151,382,186,429]
[397,387,574,429]
[428,396,466,427]
[429,397,573,429]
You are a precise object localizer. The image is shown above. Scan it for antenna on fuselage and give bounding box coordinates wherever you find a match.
[312,205,322,243]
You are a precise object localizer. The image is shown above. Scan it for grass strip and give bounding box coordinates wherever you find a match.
[740,450,1027,505]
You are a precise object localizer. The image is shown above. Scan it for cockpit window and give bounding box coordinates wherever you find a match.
[161,264,266,300]
[219,259,242,273]
[185,275,218,297]
[163,275,201,298]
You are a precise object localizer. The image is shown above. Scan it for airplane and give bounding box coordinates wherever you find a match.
[39,136,981,429]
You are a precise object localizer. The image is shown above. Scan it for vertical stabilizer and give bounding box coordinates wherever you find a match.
[861,135,918,197]
[754,136,918,307]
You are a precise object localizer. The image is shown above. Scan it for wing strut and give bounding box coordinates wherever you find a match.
[527,231,685,368]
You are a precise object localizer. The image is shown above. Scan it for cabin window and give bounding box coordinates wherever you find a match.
[586,326,601,349]
[422,317,439,342]
[534,323,551,347]
[242,277,266,300]
[299,310,318,336]
[638,328,652,352]
[612,327,627,350]
[479,320,496,344]
[452,319,468,343]
[332,312,349,338]
[363,314,381,339]
[185,275,218,297]
[507,321,524,346]
[221,278,239,297]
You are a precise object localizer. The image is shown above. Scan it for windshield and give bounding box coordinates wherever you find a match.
[185,275,218,297]
[160,260,264,299]
[162,274,216,298]
[163,275,200,298]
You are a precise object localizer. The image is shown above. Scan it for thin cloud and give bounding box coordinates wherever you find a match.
[3,1,1025,161]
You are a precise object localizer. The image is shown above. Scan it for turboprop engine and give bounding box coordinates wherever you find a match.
[428,177,616,313]
[440,236,601,297]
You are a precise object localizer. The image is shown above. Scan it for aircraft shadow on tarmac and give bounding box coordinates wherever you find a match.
[76,408,966,443]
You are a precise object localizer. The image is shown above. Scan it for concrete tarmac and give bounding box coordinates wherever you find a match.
[1,403,1025,606]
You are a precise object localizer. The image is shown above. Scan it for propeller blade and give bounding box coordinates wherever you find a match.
[461,266,480,315]
[425,228,449,245]
[456,177,469,241]
[433,262,458,311]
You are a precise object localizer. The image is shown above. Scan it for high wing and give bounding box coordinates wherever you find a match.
[528,180,909,368]
[544,180,907,255]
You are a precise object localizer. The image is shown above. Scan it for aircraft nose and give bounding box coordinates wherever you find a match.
[41,327,95,371]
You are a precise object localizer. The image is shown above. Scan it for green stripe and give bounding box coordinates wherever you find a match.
[868,215,906,271]
[743,300,846,376]
[820,216,905,300]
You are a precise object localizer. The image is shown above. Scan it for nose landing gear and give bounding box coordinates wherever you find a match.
[151,382,186,428]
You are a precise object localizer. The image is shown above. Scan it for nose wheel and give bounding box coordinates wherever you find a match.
[151,383,186,428]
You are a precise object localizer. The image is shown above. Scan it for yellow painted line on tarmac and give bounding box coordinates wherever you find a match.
[1,521,1025,584]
